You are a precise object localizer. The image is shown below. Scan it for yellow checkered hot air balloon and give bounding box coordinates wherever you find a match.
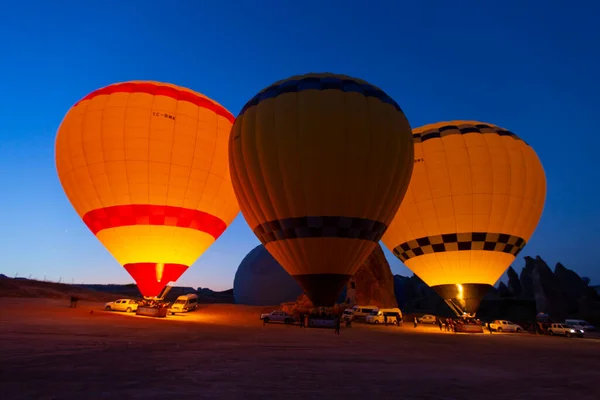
[55,81,239,298]
[382,121,546,315]
[229,73,414,306]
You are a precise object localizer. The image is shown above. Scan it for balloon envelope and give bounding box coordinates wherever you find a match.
[233,245,304,306]
[382,121,546,313]
[55,81,239,297]
[229,73,414,306]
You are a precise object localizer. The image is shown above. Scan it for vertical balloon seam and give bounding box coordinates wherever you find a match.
[493,137,507,285]
[251,104,278,251]
[508,141,524,256]
[466,133,478,283]
[244,109,270,244]
[355,94,375,270]
[426,134,448,282]
[368,100,390,230]
[371,98,392,227]
[418,132,434,282]
[187,91,203,218]
[98,95,112,209]
[262,95,290,271]
[445,130,460,285]
[482,130,496,282]
[192,106,218,236]
[122,88,139,207]
[246,107,270,233]
[500,139,511,261]
[293,90,310,275]
[243,90,268,238]
[280,92,303,273]
[80,95,107,215]
[165,90,182,264]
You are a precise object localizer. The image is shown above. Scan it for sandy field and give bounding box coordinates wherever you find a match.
[1,298,599,400]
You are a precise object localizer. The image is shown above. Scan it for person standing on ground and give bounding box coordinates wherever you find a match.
[334,316,341,335]
[487,322,493,334]
[413,316,418,328]
[395,314,401,327]
[438,318,443,331]
[384,314,388,326]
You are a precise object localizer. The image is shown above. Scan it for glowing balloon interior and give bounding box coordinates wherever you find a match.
[55,81,239,297]
[229,72,414,306]
[382,121,546,314]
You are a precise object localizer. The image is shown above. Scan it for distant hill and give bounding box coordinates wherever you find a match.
[0,275,127,302]
[0,275,234,304]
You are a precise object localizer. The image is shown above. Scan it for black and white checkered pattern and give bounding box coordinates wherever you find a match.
[253,216,388,245]
[392,232,526,262]
[413,123,524,144]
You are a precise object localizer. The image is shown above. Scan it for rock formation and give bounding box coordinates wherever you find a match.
[497,281,510,297]
[394,254,599,325]
[506,266,522,297]
[346,243,398,308]
[531,256,567,319]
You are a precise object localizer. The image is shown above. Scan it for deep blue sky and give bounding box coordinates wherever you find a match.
[0,0,598,290]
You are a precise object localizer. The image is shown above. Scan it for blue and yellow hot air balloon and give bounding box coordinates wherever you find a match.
[228,73,414,306]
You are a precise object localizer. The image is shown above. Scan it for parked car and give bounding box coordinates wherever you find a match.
[489,320,523,332]
[104,299,139,313]
[548,323,584,338]
[260,310,296,324]
[417,314,437,324]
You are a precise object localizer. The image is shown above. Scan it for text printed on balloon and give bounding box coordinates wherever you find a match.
[152,111,176,121]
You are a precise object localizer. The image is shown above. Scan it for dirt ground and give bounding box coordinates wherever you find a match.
[1,298,599,400]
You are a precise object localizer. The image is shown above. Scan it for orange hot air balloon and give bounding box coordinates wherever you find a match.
[382,121,546,315]
[228,73,414,307]
[55,81,239,298]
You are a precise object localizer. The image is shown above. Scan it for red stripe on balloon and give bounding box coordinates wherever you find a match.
[74,82,235,124]
[124,262,188,298]
[82,204,227,240]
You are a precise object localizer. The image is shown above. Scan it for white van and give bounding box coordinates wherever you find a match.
[565,319,596,331]
[169,294,199,314]
[351,305,379,321]
[366,308,403,325]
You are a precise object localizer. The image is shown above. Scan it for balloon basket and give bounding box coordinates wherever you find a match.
[307,318,336,329]
[136,305,169,318]
[454,321,484,333]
